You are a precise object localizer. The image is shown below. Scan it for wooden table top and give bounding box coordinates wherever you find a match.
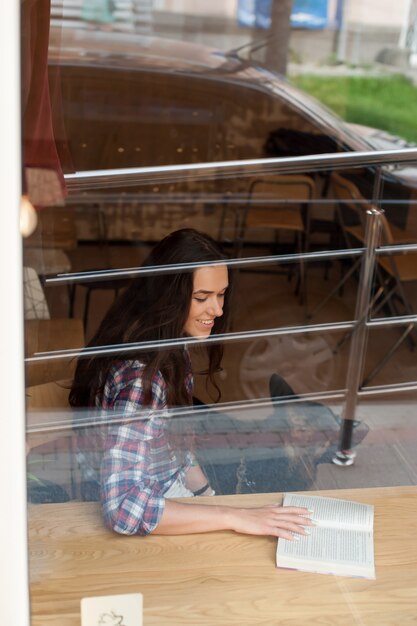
[28,486,417,626]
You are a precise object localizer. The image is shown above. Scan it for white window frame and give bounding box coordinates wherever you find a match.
[0,1,30,624]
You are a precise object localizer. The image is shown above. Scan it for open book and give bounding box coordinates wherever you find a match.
[276,493,375,579]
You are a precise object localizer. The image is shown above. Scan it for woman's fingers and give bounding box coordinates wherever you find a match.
[270,519,312,535]
[272,513,315,527]
[263,506,315,526]
[265,505,313,516]
[275,529,303,541]
[230,505,316,538]
[281,506,314,515]
[264,506,315,526]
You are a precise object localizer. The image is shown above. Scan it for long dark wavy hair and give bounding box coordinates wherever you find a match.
[69,229,233,409]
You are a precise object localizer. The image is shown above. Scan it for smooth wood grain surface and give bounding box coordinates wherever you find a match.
[26,380,71,410]
[28,486,417,626]
[25,319,84,387]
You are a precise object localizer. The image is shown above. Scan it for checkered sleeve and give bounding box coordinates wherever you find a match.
[100,363,175,536]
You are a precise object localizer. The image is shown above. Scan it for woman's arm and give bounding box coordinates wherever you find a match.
[101,368,312,539]
[153,500,313,539]
[184,464,214,495]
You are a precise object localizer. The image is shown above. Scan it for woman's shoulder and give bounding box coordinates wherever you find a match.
[109,359,146,384]
[104,359,167,408]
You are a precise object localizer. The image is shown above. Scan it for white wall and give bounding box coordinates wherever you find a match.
[346,0,408,27]
[154,0,238,18]
[155,0,407,28]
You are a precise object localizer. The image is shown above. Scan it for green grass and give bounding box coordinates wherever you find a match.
[290,74,417,144]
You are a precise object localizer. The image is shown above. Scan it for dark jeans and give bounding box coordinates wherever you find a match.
[194,398,369,496]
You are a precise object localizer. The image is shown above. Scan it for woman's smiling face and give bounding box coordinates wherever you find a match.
[183,265,229,338]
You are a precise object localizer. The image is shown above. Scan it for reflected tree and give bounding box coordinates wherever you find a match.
[250,0,293,75]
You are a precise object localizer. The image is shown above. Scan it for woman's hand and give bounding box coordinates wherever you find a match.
[226,505,314,540]
[155,501,313,538]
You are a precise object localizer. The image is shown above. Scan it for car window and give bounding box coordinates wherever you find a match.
[53,61,342,172]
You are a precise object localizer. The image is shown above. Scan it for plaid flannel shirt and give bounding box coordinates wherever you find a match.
[97,357,194,536]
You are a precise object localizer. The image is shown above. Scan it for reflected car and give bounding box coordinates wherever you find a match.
[48,30,417,238]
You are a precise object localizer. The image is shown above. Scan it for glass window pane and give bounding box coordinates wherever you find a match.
[22,3,417,624]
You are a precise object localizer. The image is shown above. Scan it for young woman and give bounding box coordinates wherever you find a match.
[70,229,313,538]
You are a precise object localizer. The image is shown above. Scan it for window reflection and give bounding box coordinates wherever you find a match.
[22,5,417,622]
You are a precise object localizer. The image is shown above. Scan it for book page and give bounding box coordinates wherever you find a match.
[277,527,374,569]
[283,493,374,531]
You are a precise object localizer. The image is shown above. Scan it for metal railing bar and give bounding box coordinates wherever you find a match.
[375,243,417,255]
[25,320,356,363]
[367,315,417,328]
[27,390,349,433]
[336,191,383,457]
[64,149,417,190]
[63,194,417,206]
[358,381,417,396]
[25,315,417,364]
[24,379,417,433]
[45,248,364,285]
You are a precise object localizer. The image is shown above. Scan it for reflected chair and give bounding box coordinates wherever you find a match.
[234,175,316,303]
[24,206,77,272]
[24,207,78,313]
[332,172,417,385]
[68,203,133,333]
[24,262,85,386]
[23,266,50,320]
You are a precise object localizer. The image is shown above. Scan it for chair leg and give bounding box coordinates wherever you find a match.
[217,198,228,242]
[68,284,76,318]
[233,205,246,259]
[83,288,92,333]
[288,231,298,284]
[307,257,360,321]
[375,270,417,350]
[294,231,305,306]
[332,280,387,354]
[362,323,416,386]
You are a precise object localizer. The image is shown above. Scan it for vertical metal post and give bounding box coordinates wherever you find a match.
[333,171,383,466]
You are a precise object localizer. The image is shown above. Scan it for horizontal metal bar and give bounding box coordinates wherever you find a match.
[376,243,417,255]
[27,389,349,433]
[25,380,417,433]
[45,248,364,285]
[25,314,417,364]
[358,381,417,396]
[25,320,356,363]
[26,313,416,366]
[63,193,417,206]
[367,315,417,328]
[64,149,417,191]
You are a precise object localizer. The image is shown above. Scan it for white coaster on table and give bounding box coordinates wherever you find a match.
[81,593,143,626]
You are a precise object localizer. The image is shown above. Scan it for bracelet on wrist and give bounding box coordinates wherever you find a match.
[192,482,210,496]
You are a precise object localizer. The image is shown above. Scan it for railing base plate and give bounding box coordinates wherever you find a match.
[332,449,357,466]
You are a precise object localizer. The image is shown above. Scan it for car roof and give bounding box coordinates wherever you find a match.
[49,29,370,153]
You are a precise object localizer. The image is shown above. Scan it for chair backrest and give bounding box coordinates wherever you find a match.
[331,172,371,218]
[24,207,77,251]
[249,175,315,204]
[23,266,50,320]
[331,173,394,246]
